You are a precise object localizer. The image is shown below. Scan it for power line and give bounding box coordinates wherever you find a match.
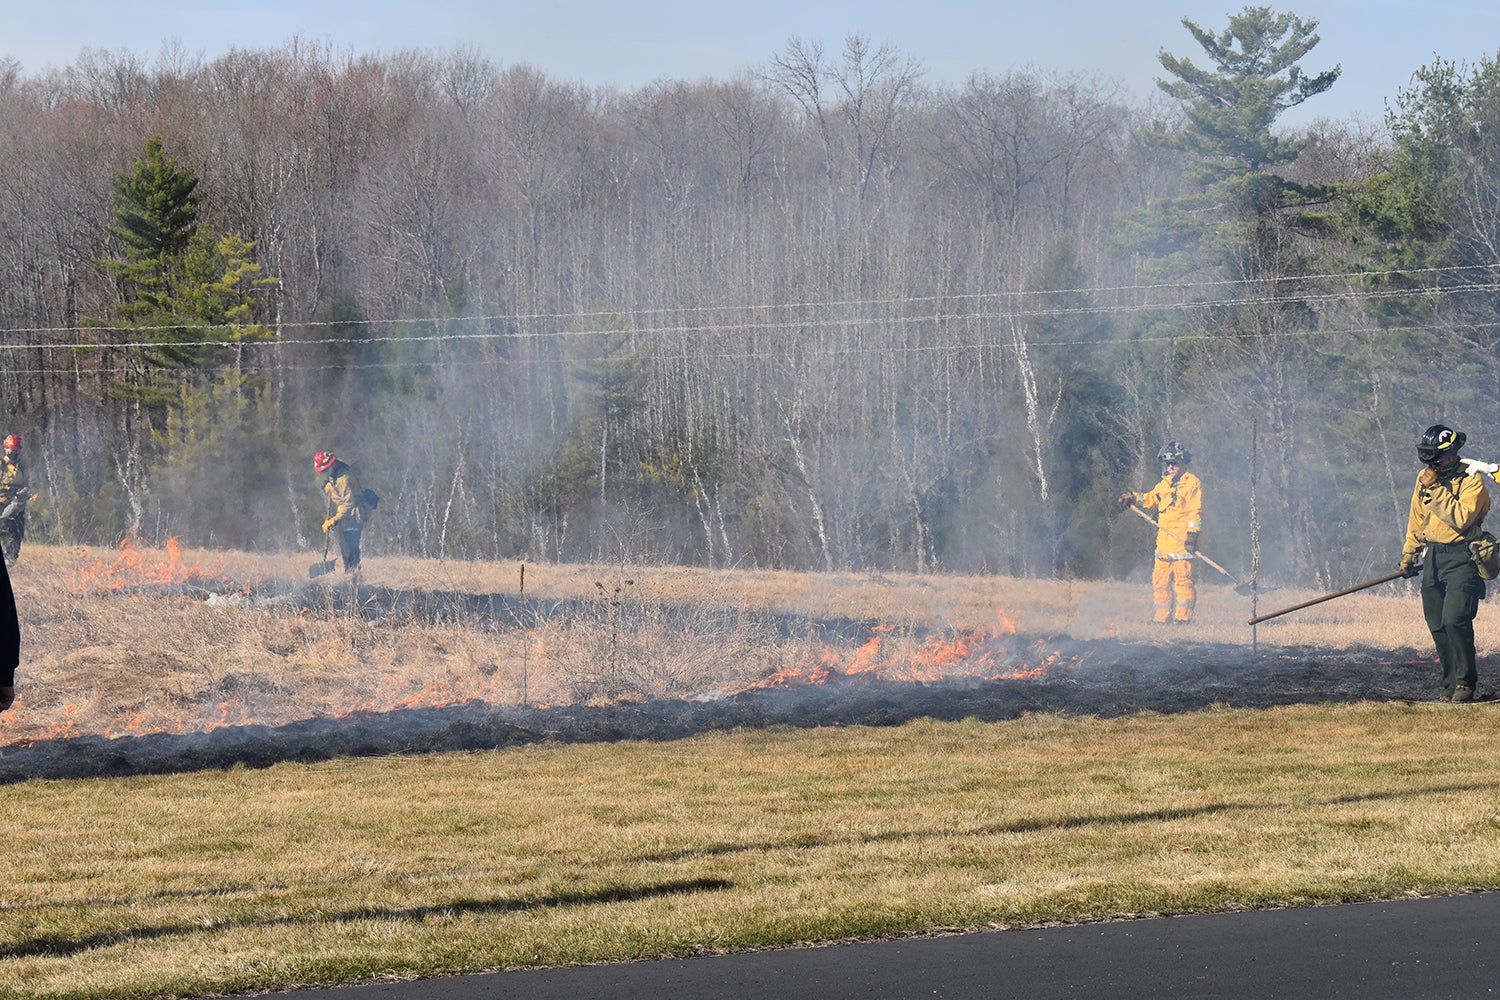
[0,315,1493,379]
[0,262,1493,358]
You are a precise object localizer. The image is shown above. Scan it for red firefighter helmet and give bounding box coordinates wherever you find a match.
[2,434,19,452]
[313,450,337,474]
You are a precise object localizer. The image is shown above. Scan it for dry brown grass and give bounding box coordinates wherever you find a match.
[0,541,1438,746]
[0,542,1489,1000]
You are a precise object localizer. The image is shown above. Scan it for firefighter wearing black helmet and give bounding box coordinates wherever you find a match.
[1117,441,1203,624]
[1401,424,1491,701]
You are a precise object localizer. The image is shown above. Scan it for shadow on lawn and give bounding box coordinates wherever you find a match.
[0,877,732,959]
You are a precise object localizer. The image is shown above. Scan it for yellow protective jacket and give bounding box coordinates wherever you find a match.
[322,462,365,527]
[1135,469,1203,559]
[1402,469,1490,563]
[0,457,25,505]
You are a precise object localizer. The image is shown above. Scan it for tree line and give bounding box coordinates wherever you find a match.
[0,8,1498,588]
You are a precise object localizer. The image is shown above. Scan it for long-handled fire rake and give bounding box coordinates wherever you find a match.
[1247,566,1419,626]
[1245,453,1490,629]
[1123,501,1253,594]
[309,492,339,579]
[309,528,337,579]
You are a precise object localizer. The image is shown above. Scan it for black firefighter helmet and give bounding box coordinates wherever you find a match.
[1157,440,1192,465]
[1416,424,1466,465]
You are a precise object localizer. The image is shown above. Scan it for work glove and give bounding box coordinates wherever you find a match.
[1117,491,1136,509]
[1399,558,1418,578]
[1184,533,1198,553]
[1418,466,1440,488]
[321,517,338,532]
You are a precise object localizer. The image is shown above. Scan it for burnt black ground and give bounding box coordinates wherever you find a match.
[0,636,1450,784]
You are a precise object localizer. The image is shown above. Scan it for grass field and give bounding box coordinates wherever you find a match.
[2,542,1494,999]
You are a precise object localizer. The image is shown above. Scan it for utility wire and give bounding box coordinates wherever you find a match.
[0,262,1494,360]
[0,314,1495,379]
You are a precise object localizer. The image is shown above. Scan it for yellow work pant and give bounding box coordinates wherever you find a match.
[1152,555,1196,622]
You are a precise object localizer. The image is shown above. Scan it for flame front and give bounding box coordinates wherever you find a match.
[745,608,1082,691]
[5,563,1084,751]
[72,535,236,592]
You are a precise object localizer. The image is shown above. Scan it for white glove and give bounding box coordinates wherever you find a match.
[1461,458,1499,477]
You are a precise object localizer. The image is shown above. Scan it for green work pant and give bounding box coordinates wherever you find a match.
[1422,544,1486,696]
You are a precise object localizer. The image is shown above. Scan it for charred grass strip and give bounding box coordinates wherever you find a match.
[0,544,1436,749]
[5,703,1500,998]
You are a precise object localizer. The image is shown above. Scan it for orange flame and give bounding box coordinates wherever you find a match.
[0,585,1077,749]
[72,535,237,593]
[743,608,1081,691]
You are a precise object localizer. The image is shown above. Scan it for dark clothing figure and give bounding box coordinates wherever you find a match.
[1402,425,1491,701]
[0,544,20,711]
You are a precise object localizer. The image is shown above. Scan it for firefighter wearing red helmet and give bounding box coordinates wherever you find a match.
[315,450,368,576]
[0,434,29,565]
[1401,424,1491,702]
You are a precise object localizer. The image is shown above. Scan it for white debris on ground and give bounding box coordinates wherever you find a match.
[204,591,297,609]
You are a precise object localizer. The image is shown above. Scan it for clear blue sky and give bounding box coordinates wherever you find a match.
[9,1,1500,126]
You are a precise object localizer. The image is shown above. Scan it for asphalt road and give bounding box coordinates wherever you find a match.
[280,891,1500,1000]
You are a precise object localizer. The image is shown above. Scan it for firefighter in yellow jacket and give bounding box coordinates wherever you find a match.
[315,450,366,575]
[1118,441,1203,624]
[0,434,28,565]
[1401,424,1491,702]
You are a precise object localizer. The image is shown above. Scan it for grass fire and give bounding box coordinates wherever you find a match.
[8,540,1498,1000]
[0,539,1444,780]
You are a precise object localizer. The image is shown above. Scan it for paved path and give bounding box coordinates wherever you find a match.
[288,891,1500,1000]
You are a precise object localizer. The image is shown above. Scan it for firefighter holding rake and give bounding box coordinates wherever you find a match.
[1401,425,1491,702]
[1118,440,1204,624]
